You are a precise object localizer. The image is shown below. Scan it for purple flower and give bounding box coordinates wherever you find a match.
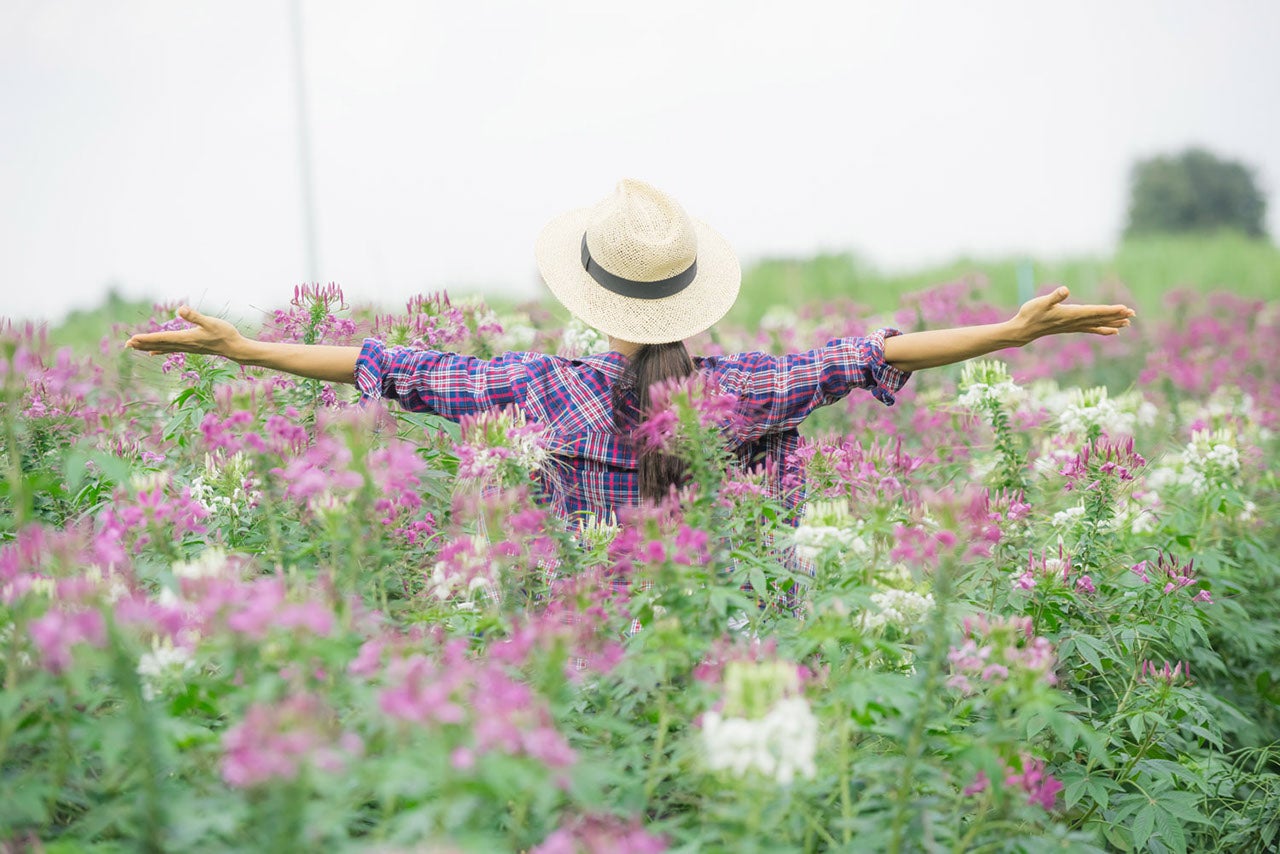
[1005,756,1063,811]
[963,771,989,797]
[532,814,667,854]
[221,693,362,788]
[632,408,679,452]
[29,608,106,673]
[1139,660,1192,686]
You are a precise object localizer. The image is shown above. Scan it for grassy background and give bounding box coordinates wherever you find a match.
[43,232,1280,348]
[729,232,1280,324]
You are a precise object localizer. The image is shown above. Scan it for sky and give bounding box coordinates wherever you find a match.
[2,0,1278,323]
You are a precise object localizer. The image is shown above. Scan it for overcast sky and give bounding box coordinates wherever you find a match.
[2,0,1278,322]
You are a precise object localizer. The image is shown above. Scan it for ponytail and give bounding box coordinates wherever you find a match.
[613,342,696,503]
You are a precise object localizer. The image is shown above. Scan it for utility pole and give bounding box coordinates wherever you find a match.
[290,0,319,282]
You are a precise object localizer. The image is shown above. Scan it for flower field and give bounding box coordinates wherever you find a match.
[2,280,1278,852]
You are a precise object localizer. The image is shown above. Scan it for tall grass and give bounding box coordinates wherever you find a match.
[730,231,1280,323]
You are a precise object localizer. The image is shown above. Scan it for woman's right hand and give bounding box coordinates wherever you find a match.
[125,306,247,361]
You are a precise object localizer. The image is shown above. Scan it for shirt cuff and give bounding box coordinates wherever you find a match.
[865,328,912,406]
[354,337,388,402]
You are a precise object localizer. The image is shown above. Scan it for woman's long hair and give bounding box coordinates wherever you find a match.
[612,342,696,503]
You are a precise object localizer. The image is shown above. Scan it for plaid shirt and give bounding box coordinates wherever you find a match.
[355,330,911,526]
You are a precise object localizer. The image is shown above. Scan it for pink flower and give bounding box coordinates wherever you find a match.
[632,408,679,451]
[221,693,362,788]
[28,608,106,673]
[1140,660,1192,685]
[532,814,667,854]
[379,654,468,726]
[348,639,385,677]
[1005,756,1063,811]
[963,770,989,797]
[451,747,476,771]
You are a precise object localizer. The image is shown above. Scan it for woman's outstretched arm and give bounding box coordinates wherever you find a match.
[125,306,362,384]
[882,287,1135,373]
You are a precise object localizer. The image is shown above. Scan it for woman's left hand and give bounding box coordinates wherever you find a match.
[1012,287,1135,343]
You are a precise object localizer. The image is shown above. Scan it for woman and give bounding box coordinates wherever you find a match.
[126,179,1135,525]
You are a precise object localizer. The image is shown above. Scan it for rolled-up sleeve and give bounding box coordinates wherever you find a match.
[711,328,912,443]
[354,338,539,421]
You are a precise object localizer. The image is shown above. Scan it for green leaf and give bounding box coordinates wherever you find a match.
[1102,822,1131,851]
[1132,803,1157,849]
[1063,776,1089,811]
[1154,805,1189,854]
[1085,776,1112,809]
[1073,634,1108,674]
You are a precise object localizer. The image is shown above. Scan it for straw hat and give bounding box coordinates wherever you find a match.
[535,179,741,345]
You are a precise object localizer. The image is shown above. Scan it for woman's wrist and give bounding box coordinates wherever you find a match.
[225,337,258,364]
[1003,317,1036,347]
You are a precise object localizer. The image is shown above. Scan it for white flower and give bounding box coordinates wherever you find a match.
[1148,427,1241,497]
[189,453,257,517]
[1178,386,1256,429]
[792,523,868,561]
[760,306,799,332]
[130,470,171,494]
[968,454,998,482]
[511,427,550,472]
[309,490,350,517]
[171,548,231,581]
[429,537,497,605]
[137,639,194,701]
[1051,505,1086,528]
[1057,387,1131,436]
[702,697,818,785]
[495,319,537,352]
[861,589,935,631]
[574,512,620,550]
[558,316,609,357]
[958,381,1024,410]
[957,360,1025,411]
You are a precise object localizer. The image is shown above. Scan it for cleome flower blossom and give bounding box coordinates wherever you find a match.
[1057,436,1147,491]
[221,692,363,788]
[700,660,818,786]
[532,813,667,854]
[1052,386,1156,438]
[947,615,1057,694]
[1139,659,1193,686]
[966,753,1064,811]
[861,588,935,631]
[1129,552,1213,604]
[454,406,550,482]
[1146,427,1241,497]
[136,637,195,701]
[28,607,106,674]
[957,359,1025,411]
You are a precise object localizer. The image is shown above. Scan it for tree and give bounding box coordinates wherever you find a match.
[1124,148,1268,239]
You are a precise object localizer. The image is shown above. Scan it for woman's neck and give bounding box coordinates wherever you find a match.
[608,336,642,358]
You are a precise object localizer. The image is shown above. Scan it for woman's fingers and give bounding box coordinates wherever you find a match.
[177,306,211,329]
[126,327,204,353]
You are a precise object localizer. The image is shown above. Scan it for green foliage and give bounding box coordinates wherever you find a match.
[1125,148,1268,240]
